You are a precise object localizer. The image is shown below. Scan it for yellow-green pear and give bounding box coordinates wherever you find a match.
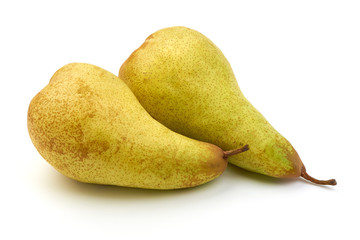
[28,63,248,190]
[119,27,336,185]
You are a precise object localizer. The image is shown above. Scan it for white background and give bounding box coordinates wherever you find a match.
[1,1,359,239]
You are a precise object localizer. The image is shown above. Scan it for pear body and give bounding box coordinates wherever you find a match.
[119,27,304,179]
[28,63,228,189]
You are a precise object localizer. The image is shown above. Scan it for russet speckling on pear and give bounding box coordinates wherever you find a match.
[28,63,248,190]
[119,26,336,185]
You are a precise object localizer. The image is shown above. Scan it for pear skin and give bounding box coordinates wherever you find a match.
[28,63,248,190]
[119,27,336,185]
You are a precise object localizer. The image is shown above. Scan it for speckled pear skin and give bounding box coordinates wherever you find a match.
[119,26,304,179]
[28,63,228,190]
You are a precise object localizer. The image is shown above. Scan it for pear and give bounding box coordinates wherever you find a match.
[28,63,248,190]
[119,26,336,185]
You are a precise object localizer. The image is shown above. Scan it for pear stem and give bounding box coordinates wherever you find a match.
[300,166,337,185]
[223,145,249,159]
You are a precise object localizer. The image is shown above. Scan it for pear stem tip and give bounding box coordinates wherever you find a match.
[223,145,249,159]
[301,167,337,186]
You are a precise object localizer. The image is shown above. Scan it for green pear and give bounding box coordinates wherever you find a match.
[119,27,336,185]
[28,63,248,190]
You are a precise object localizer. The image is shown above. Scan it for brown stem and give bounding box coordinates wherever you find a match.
[301,166,337,185]
[223,145,249,159]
